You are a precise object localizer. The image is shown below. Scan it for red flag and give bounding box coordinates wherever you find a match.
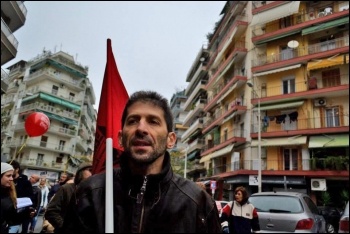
[92,39,129,174]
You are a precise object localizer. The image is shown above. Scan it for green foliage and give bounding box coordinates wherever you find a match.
[340,189,349,206]
[321,191,332,206]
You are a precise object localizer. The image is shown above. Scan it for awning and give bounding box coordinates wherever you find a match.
[309,134,349,148]
[307,54,349,70]
[40,93,81,110]
[187,150,199,161]
[199,154,212,163]
[254,64,301,77]
[22,94,39,103]
[211,145,234,159]
[251,1,300,26]
[42,111,78,125]
[302,17,349,36]
[222,112,236,124]
[251,136,307,147]
[255,30,301,45]
[257,101,304,111]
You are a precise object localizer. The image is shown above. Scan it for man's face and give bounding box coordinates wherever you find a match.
[119,101,176,165]
[29,175,39,184]
[59,174,67,183]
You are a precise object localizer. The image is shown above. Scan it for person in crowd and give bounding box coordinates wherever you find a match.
[45,162,92,233]
[47,172,72,202]
[7,160,34,234]
[220,186,260,233]
[28,174,41,233]
[1,163,18,233]
[63,90,221,233]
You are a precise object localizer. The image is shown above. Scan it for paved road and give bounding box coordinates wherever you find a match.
[18,214,44,233]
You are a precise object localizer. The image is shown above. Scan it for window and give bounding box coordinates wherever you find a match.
[322,69,340,87]
[40,136,48,147]
[59,140,66,151]
[279,16,292,29]
[223,129,228,141]
[37,154,44,166]
[325,107,340,127]
[282,77,295,94]
[283,148,298,170]
[69,92,75,101]
[52,85,59,95]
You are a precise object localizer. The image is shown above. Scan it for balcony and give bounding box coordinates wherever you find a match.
[251,115,349,138]
[252,36,349,73]
[183,79,207,111]
[212,157,349,176]
[181,118,203,141]
[182,99,206,127]
[201,128,246,156]
[252,7,349,44]
[203,99,247,133]
[187,139,205,155]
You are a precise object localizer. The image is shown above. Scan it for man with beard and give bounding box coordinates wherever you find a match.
[47,172,73,202]
[63,91,221,233]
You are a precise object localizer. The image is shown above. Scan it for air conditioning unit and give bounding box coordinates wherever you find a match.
[314,98,326,107]
[311,178,327,191]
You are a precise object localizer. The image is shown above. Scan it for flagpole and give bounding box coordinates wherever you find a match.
[105,138,113,232]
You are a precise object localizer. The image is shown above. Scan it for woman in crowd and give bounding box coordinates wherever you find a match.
[1,162,18,233]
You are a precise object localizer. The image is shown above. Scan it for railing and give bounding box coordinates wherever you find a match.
[252,36,349,67]
[211,157,349,174]
[1,18,19,50]
[251,115,349,134]
[253,73,349,98]
[201,128,246,152]
[252,6,348,37]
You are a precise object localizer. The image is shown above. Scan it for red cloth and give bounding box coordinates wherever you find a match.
[92,39,129,174]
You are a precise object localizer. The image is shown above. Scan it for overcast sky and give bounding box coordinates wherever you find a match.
[5,1,226,109]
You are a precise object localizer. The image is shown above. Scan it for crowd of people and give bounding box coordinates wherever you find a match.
[1,90,260,233]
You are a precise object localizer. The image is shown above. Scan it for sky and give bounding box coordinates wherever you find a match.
[5,1,226,110]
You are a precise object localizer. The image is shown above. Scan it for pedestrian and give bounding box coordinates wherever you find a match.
[63,90,221,233]
[28,174,41,233]
[1,163,18,233]
[220,186,260,233]
[45,162,92,233]
[29,177,49,233]
[47,172,72,202]
[7,160,34,234]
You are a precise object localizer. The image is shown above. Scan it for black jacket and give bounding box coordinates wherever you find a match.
[63,152,221,233]
[1,188,18,233]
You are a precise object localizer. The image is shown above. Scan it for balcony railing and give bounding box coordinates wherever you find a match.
[251,115,349,134]
[252,7,348,37]
[254,73,349,98]
[201,128,246,153]
[211,157,349,175]
[252,36,349,67]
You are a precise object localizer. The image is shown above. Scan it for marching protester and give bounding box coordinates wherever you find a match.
[220,186,260,233]
[45,162,92,233]
[7,160,34,234]
[1,163,18,233]
[63,90,221,233]
[47,172,73,202]
[28,174,41,233]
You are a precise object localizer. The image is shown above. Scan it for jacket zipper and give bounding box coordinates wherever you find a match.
[137,176,148,233]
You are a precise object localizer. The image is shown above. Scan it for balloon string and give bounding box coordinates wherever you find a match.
[9,137,28,165]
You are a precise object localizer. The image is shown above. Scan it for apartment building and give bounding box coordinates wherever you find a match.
[1,1,28,93]
[1,50,97,183]
[180,1,349,206]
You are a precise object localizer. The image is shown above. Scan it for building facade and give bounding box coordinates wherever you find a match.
[1,50,96,183]
[180,1,349,207]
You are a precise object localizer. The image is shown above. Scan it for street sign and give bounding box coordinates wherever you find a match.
[210,180,217,190]
[249,175,259,186]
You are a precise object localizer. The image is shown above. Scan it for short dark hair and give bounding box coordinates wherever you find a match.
[121,91,174,132]
[8,160,20,170]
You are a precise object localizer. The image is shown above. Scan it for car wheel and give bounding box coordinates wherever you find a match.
[326,223,335,233]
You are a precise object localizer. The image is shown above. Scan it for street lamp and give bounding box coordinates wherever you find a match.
[184,146,189,179]
[247,82,262,193]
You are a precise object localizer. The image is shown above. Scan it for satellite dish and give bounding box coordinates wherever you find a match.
[288,40,299,48]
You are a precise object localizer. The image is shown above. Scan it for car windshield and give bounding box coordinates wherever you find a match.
[249,196,303,213]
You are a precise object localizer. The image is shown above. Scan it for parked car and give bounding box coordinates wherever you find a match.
[215,200,229,217]
[249,191,326,233]
[318,206,341,233]
[339,201,349,233]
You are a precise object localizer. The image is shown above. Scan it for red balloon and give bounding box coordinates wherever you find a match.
[25,112,50,137]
